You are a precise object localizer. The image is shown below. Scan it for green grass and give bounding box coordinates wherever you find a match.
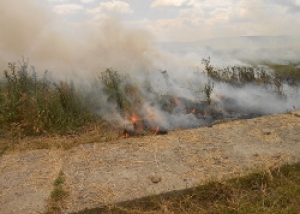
[51,187,68,202]
[0,60,96,137]
[202,58,300,96]
[75,162,300,214]
[46,170,69,214]
[51,170,68,202]
[266,63,300,84]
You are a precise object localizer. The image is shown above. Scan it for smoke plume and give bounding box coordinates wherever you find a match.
[0,0,299,130]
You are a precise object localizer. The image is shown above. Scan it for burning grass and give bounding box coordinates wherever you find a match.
[0,58,299,139]
[72,162,300,214]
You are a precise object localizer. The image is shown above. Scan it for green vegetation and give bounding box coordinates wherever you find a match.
[203,80,214,105]
[47,170,69,214]
[267,63,300,85]
[0,60,95,137]
[0,58,299,138]
[101,68,139,116]
[77,162,300,214]
[0,59,299,213]
[202,58,300,97]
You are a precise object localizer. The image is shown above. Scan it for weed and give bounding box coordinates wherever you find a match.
[51,170,68,202]
[203,80,214,105]
[51,187,68,202]
[100,68,144,117]
[101,69,130,115]
[267,63,300,85]
[0,60,95,136]
[53,170,66,186]
[47,170,68,214]
[201,57,298,97]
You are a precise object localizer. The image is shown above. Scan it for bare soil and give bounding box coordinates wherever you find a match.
[1,111,300,214]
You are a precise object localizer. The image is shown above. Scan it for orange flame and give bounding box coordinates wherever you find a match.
[130,112,139,124]
[129,112,144,132]
[173,97,181,106]
[123,130,133,138]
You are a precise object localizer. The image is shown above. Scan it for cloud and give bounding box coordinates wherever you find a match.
[146,0,300,42]
[88,0,133,15]
[80,0,95,3]
[53,4,84,15]
[151,0,195,8]
[268,0,300,13]
[47,0,69,3]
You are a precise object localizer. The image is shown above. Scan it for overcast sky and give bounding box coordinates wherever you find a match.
[1,0,300,72]
[45,0,300,42]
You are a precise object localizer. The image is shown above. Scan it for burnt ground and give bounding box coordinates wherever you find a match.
[1,111,300,214]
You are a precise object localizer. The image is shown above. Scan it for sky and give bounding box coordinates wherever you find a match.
[1,0,300,73]
[45,0,300,42]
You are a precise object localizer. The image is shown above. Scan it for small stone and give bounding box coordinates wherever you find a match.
[149,175,162,184]
[262,129,272,135]
[253,153,259,157]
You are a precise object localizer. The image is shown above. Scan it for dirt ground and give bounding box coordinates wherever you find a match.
[1,111,300,214]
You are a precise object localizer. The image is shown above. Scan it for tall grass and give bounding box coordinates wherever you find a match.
[0,58,298,137]
[0,60,94,136]
[267,63,300,85]
[101,68,144,117]
[101,68,132,115]
[202,57,300,97]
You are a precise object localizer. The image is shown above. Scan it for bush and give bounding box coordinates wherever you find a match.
[201,57,298,97]
[0,60,94,136]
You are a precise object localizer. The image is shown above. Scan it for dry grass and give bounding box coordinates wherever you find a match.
[73,162,300,214]
[0,121,123,154]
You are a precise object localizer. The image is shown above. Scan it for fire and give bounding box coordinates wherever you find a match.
[130,112,139,124]
[121,112,140,138]
[173,97,181,106]
[129,112,144,132]
[191,108,197,114]
[122,112,144,138]
[152,126,168,135]
[122,111,168,138]
[123,129,134,138]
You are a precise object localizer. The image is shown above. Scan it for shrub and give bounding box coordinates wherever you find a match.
[0,60,94,136]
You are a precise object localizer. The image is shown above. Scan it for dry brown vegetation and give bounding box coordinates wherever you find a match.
[77,162,300,214]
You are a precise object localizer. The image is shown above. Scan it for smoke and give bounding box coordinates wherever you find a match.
[0,0,51,55]
[0,0,164,78]
[214,83,300,115]
[0,0,299,130]
[201,36,300,65]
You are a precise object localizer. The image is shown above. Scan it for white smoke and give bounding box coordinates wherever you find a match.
[0,0,299,130]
